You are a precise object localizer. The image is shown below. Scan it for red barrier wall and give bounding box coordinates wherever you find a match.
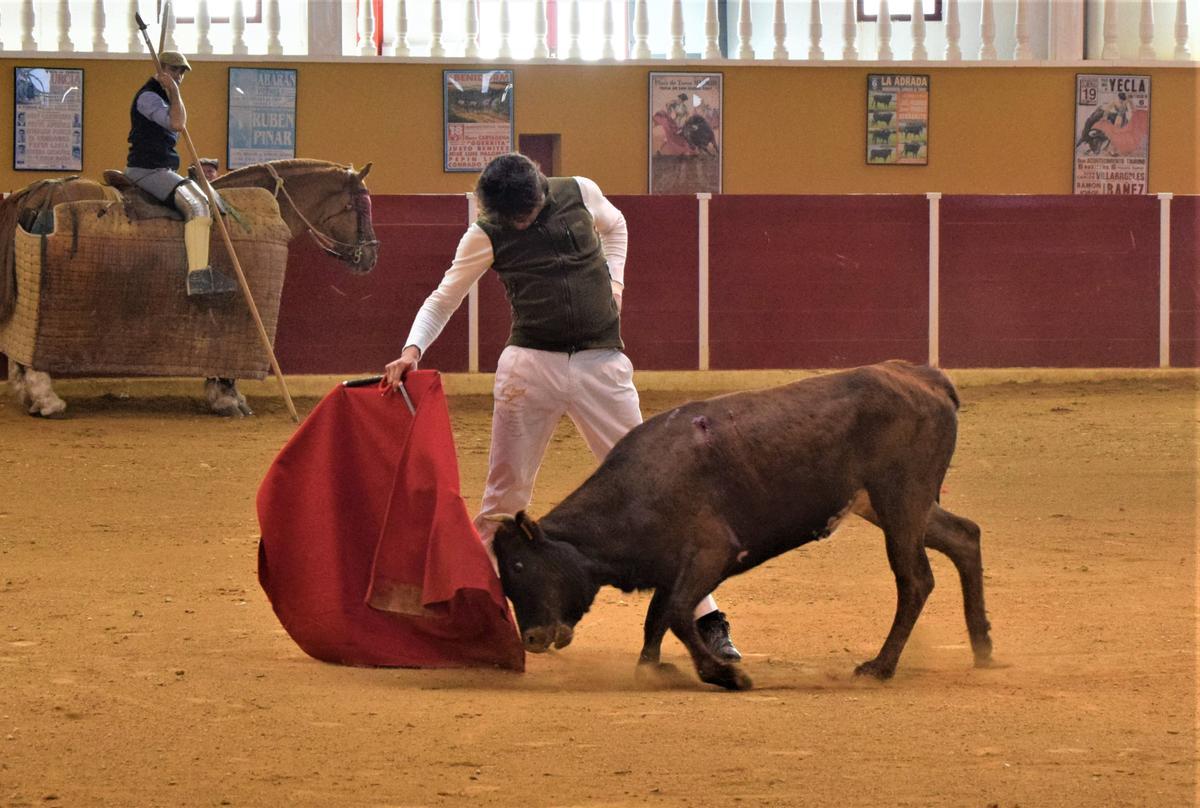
[275,194,468,374]
[610,195,700,370]
[1170,196,1199,366]
[7,193,1194,378]
[709,195,929,368]
[940,196,1161,367]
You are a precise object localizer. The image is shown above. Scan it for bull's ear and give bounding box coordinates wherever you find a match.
[514,510,540,542]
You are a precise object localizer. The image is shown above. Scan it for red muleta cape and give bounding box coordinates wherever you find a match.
[256,370,524,671]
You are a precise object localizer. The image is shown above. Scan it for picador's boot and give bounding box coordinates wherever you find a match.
[184,216,237,296]
[697,610,742,662]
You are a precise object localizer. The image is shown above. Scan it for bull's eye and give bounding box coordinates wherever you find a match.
[512,561,524,573]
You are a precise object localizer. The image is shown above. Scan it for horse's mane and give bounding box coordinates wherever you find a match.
[215,159,354,188]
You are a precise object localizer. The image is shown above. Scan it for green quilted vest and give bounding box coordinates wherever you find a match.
[477,177,623,353]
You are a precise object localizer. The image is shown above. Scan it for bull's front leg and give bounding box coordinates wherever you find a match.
[636,587,672,666]
[670,609,752,691]
[635,588,691,686]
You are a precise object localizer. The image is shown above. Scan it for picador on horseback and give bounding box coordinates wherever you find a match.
[126,50,236,296]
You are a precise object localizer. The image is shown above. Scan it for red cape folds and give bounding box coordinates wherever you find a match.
[256,370,525,671]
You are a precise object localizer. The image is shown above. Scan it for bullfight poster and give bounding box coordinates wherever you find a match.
[14,67,83,172]
[444,70,514,172]
[1073,74,1151,195]
[866,74,928,166]
[649,72,722,194]
[227,67,297,170]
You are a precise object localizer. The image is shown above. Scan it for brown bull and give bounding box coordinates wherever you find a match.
[490,360,993,691]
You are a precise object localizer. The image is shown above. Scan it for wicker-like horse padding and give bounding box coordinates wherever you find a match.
[0,187,292,379]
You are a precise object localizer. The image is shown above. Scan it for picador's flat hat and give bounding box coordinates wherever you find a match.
[159,51,192,71]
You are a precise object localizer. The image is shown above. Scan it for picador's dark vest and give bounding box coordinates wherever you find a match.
[127,79,180,170]
[477,178,622,353]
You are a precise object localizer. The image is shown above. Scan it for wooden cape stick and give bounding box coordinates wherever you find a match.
[136,11,299,423]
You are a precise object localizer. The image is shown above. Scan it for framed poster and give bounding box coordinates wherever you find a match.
[1072,74,1151,195]
[14,67,83,171]
[866,74,928,166]
[444,70,514,172]
[649,72,722,194]
[227,67,297,170]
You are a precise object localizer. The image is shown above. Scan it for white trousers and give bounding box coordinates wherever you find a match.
[475,345,718,619]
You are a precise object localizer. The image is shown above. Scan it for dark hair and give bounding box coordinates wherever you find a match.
[475,153,548,223]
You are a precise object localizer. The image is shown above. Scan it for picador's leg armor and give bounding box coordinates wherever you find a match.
[174,180,236,296]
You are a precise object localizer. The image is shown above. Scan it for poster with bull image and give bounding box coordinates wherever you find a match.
[649,72,722,194]
[1072,74,1150,195]
[444,70,514,173]
[866,74,928,166]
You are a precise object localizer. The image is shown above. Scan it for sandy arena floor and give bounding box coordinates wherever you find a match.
[0,370,1196,807]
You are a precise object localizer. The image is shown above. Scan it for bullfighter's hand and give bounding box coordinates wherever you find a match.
[155,70,179,95]
[384,345,421,388]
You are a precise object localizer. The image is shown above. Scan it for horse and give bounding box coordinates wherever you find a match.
[1,159,378,418]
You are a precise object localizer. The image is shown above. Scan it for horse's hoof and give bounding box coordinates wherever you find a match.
[853,659,895,680]
[211,402,246,418]
[31,401,67,418]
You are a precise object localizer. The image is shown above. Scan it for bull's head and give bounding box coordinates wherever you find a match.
[489,511,598,654]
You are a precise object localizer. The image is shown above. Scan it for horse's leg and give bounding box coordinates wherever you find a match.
[7,361,28,409]
[10,363,66,417]
[204,377,253,417]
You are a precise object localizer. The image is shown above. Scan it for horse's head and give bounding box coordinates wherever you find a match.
[214,159,379,273]
[315,163,378,274]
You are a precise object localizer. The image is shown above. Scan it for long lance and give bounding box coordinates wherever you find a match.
[135,11,299,423]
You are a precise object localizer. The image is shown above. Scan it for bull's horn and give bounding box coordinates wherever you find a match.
[482,514,514,523]
[514,510,539,541]
[357,162,373,180]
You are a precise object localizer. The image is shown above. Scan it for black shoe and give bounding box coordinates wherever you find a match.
[186,267,238,297]
[696,610,742,662]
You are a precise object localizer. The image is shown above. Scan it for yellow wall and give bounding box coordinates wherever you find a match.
[1,58,1196,195]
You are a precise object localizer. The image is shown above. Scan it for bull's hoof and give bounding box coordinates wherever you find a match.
[635,661,690,688]
[700,662,753,691]
[853,659,895,680]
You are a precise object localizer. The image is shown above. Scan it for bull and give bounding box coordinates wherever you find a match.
[490,361,992,691]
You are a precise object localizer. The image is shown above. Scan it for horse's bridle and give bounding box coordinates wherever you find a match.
[263,163,379,267]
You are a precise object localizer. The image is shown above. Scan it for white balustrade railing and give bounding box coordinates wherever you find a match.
[0,1,1195,63]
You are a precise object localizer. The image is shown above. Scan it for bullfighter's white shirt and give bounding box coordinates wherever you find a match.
[403,176,628,356]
